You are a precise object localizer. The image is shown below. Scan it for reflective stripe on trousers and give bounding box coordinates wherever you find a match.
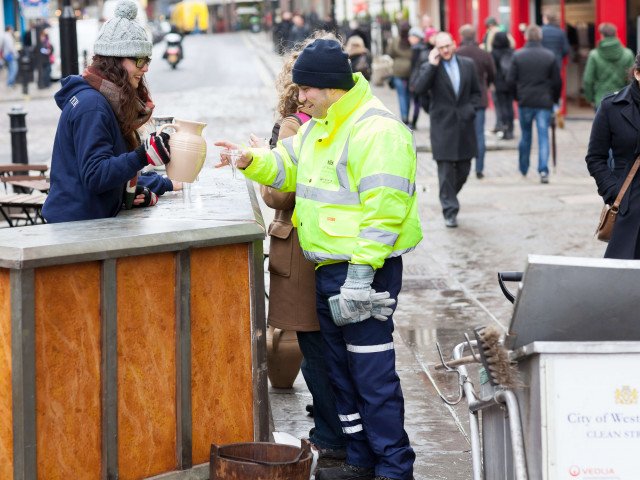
[314,257,415,479]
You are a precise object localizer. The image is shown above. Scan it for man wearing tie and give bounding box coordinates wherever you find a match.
[414,31,481,228]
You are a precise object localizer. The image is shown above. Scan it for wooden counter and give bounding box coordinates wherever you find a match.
[0,168,268,480]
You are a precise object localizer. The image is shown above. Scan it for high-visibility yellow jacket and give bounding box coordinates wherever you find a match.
[244,73,423,269]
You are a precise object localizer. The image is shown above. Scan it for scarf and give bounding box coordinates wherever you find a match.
[82,66,154,133]
[82,66,155,209]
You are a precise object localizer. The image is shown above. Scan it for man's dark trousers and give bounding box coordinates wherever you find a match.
[297,330,347,450]
[436,159,471,219]
[315,257,415,480]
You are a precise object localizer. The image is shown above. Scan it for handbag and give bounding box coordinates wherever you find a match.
[595,156,640,242]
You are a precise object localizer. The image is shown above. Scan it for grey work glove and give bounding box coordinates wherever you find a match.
[328,264,396,326]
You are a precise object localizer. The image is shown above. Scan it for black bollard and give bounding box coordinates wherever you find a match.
[18,49,34,96]
[8,107,29,164]
[60,0,79,77]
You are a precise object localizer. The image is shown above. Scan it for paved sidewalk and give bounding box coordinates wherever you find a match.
[0,70,57,104]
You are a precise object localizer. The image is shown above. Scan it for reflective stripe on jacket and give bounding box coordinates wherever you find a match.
[243,73,423,269]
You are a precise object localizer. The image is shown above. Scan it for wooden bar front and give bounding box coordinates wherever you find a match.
[0,170,268,480]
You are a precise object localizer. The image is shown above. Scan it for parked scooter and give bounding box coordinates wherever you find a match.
[163,32,183,69]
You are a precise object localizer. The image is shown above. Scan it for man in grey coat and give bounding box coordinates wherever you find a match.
[414,31,481,228]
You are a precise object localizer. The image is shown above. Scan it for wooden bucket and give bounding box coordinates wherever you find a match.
[210,441,312,480]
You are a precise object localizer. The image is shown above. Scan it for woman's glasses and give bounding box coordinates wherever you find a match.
[129,57,152,69]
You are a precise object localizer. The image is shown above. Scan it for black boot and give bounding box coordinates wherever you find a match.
[316,464,375,480]
[503,125,514,140]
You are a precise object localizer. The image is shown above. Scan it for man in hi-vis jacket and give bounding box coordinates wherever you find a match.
[216,39,422,480]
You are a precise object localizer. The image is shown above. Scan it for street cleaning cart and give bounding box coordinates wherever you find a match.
[437,255,640,480]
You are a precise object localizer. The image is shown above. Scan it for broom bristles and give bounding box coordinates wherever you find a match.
[475,325,521,389]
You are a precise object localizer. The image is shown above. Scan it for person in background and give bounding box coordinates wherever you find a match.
[541,9,570,70]
[274,11,293,54]
[42,0,178,223]
[407,27,429,130]
[216,38,421,480]
[420,13,432,33]
[586,53,640,260]
[250,33,348,465]
[1,26,18,87]
[456,24,495,179]
[345,35,372,81]
[287,14,311,47]
[414,31,481,228]
[37,29,53,89]
[387,22,413,125]
[507,24,561,184]
[583,23,634,110]
[347,19,371,52]
[321,14,338,34]
[491,31,515,139]
[424,27,438,47]
[481,17,514,52]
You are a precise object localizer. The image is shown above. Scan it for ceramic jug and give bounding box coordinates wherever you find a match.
[158,119,207,183]
[266,326,303,389]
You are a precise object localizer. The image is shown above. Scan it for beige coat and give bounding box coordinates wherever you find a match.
[260,115,319,331]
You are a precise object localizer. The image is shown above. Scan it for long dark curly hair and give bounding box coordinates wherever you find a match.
[90,55,151,149]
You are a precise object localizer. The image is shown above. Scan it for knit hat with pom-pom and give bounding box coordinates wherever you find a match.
[94,0,151,58]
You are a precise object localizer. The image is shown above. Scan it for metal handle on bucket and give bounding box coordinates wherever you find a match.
[210,442,308,474]
[497,271,523,304]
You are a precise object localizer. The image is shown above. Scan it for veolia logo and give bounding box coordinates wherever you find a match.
[569,465,617,477]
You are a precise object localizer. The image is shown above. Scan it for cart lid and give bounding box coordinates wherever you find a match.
[506,255,640,350]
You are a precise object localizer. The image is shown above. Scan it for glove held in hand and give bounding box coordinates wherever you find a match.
[338,264,376,320]
[329,290,396,326]
[136,132,171,167]
[133,185,158,207]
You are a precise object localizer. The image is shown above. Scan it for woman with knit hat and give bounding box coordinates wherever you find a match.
[43,0,178,223]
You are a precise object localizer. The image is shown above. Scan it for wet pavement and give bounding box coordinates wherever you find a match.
[0,31,606,479]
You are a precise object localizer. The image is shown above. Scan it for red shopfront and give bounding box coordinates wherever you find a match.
[442,0,632,110]
[444,0,628,47]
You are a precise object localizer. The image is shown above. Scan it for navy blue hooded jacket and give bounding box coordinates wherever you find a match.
[42,76,172,223]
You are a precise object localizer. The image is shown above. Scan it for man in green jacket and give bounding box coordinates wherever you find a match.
[583,23,634,109]
[216,39,421,480]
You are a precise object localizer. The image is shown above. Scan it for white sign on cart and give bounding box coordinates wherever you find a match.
[547,354,640,480]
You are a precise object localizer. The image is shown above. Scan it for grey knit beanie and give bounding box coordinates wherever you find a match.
[94,0,151,58]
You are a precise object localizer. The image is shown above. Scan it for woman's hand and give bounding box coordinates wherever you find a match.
[214,140,253,169]
[133,186,158,207]
[172,180,183,191]
[133,193,146,206]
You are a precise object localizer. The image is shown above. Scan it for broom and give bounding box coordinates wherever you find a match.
[434,325,520,389]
